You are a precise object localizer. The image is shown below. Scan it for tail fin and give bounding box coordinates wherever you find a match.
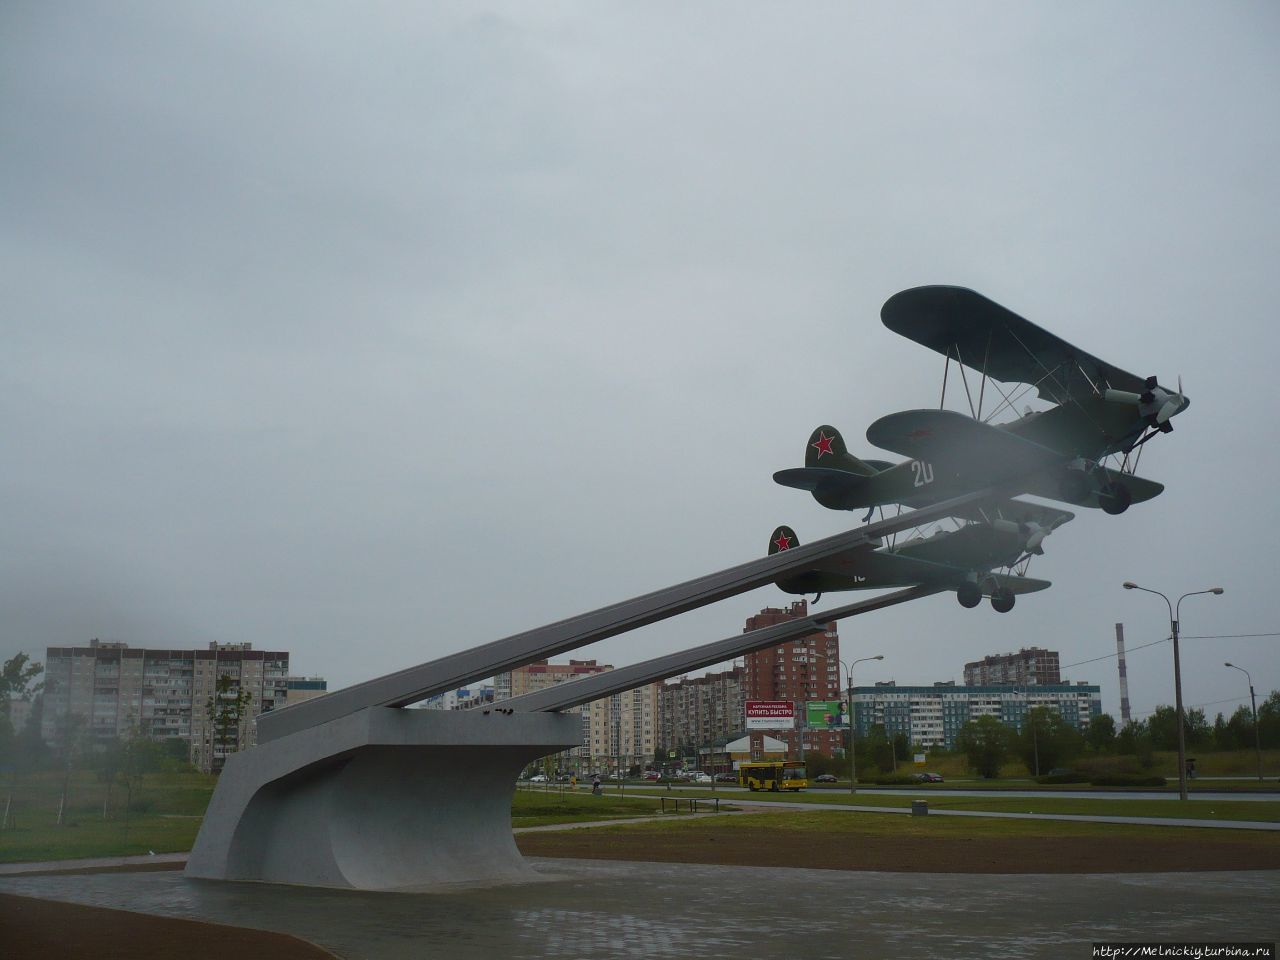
[805,425,880,476]
[768,525,799,555]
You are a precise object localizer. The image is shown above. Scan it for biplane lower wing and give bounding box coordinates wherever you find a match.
[867,409,1163,510]
[987,572,1051,595]
[1020,470,1163,508]
[806,544,1051,594]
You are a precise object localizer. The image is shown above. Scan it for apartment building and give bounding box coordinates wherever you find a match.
[659,666,744,754]
[742,601,844,758]
[850,681,1102,749]
[963,647,1061,686]
[495,659,661,774]
[417,685,494,711]
[42,639,290,771]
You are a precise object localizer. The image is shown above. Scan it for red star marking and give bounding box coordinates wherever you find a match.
[907,428,933,440]
[811,432,835,457]
[773,532,793,551]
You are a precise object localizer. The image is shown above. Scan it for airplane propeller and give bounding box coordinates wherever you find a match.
[991,519,1051,555]
[1103,375,1187,432]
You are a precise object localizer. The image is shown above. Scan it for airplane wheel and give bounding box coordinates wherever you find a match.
[991,589,1016,614]
[956,582,982,608]
[1099,482,1132,515]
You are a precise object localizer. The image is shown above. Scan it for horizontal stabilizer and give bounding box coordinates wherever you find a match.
[774,467,866,494]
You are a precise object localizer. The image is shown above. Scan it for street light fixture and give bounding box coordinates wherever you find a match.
[1224,662,1263,782]
[1122,582,1224,800]
[840,655,884,795]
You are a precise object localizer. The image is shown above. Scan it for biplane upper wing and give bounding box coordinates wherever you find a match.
[881,285,1153,400]
[866,409,1063,471]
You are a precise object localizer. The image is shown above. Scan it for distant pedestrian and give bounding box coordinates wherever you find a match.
[591,775,602,796]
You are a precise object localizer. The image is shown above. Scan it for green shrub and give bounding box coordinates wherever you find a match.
[870,775,920,785]
[1035,773,1089,784]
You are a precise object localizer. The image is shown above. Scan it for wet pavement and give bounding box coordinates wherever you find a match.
[1,859,1276,959]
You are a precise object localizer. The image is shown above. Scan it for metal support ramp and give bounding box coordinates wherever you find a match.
[191,488,1004,889]
[259,486,1004,743]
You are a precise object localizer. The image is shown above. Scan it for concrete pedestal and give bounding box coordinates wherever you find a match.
[185,707,580,890]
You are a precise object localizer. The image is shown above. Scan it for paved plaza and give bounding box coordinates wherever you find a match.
[2,859,1276,959]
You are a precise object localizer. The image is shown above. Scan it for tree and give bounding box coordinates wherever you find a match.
[955,716,1011,779]
[1259,691,1280,749]
[53,711,89,826]
[205,674,252,773]
[0,653,43,705]
[1017,707,1083,775]
[1147,705,1210,751]
[1086,713,1117,753]
[856,724,896,775]
[0,653,44,758]
[1115,719,1154,767]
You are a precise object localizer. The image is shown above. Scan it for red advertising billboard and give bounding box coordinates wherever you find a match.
[744,700,795,730]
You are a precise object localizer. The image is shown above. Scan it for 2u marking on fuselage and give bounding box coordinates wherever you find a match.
[910,460,935,488]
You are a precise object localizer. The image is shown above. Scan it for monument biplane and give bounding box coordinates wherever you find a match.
[767,496,1073,612]
[775,285,1188,519]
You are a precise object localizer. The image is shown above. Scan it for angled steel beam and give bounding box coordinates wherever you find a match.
[259,486,1006,742]
[504,585,941,714]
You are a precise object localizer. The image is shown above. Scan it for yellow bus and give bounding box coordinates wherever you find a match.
[738,762,807,792]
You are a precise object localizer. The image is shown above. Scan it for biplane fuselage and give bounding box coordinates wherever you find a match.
[768,508,1068,613]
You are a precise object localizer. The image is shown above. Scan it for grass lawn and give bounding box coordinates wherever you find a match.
[0,771,216,864]
[515,808,1280,874]
[639,787,1280,822]
[511,789,700,827]
[559,808,1280,843]
[0,774,693,863]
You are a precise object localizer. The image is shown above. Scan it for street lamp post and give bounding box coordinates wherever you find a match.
[1123,583,1224,801]
[1224,662,1263,782]
[841,655,884,795]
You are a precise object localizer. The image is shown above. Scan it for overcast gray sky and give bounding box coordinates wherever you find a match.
[3,2,1278,725]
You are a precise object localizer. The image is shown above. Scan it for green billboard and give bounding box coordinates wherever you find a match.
[805,700,846,729]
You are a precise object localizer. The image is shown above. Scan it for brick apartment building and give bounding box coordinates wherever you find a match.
[742,601,844,758]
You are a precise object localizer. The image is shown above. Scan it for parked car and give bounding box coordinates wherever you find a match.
[714,773,738,783]
[913,772,944,783]
[529,774,548,783]
[814,774,839,783]
[643,771,662,781]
